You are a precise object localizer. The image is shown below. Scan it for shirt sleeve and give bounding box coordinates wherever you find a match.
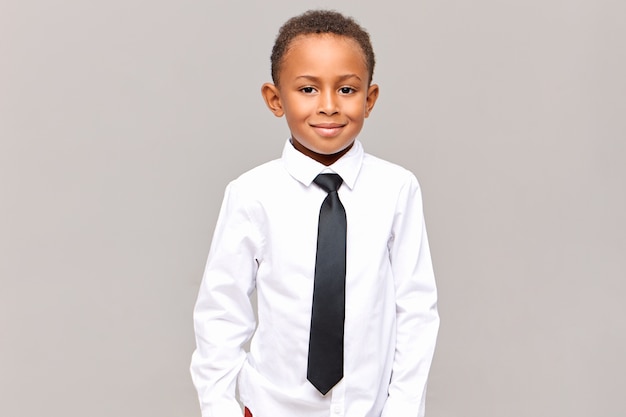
[382,173,440,417]
[190,180,263,417]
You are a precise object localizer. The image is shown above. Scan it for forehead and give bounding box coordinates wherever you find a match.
[281,33,368,75]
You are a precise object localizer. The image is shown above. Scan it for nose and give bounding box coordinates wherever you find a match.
[317,90,338,115]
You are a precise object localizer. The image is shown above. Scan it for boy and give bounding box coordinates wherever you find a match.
[191,10,439,417]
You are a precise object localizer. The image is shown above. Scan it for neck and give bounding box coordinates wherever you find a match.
[291,138,354,166]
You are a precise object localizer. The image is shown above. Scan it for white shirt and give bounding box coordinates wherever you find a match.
[190,139,439,417]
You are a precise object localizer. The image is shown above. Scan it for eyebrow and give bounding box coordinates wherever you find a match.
[295,74,362,82]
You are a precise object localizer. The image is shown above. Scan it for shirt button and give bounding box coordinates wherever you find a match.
[332,404,342,414]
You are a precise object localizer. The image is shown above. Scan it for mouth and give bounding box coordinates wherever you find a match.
[310,123,346,138]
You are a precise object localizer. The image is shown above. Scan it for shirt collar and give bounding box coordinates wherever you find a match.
[282,138,364,190]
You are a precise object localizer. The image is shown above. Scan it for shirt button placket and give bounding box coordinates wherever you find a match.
[329,371,345,417]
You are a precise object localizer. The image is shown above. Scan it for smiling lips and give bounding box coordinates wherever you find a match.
[310,122,346,138]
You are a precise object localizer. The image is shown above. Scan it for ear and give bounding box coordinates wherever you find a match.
[364,84,380,118]
[261,83,284,117]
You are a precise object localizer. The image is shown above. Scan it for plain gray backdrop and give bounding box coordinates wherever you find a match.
[1,1,625,416]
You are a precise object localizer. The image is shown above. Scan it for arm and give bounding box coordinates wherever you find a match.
[190,181,263,417]
[382,174,440,417]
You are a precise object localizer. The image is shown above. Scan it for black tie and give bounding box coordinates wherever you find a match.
[307,173,346,395]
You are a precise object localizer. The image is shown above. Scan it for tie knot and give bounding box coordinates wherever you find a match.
[314,174,343,193]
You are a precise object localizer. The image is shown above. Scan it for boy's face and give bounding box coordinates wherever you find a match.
[262,34,379,165]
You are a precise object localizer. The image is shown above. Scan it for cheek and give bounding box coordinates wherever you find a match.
[284,99,309,118]
[347,102,368,120]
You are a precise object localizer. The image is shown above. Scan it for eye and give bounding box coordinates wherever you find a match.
[300,87,316,94]
[339,86,356,94]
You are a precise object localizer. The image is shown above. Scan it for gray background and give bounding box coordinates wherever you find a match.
[1,1,625,416]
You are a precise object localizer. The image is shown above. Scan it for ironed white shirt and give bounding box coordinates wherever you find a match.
[190,139,439,417]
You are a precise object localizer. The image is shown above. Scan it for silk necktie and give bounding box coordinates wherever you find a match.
[307,173,346,395]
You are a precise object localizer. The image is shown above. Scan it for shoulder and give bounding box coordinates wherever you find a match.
[228,158,284,191]
[360,152,421,191]
[219,158,287,212]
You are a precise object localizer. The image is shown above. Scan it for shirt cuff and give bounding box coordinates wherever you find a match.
[381,396,425,417]
[201,400,243,417]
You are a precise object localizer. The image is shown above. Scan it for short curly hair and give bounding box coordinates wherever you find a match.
[270,10,376,86]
